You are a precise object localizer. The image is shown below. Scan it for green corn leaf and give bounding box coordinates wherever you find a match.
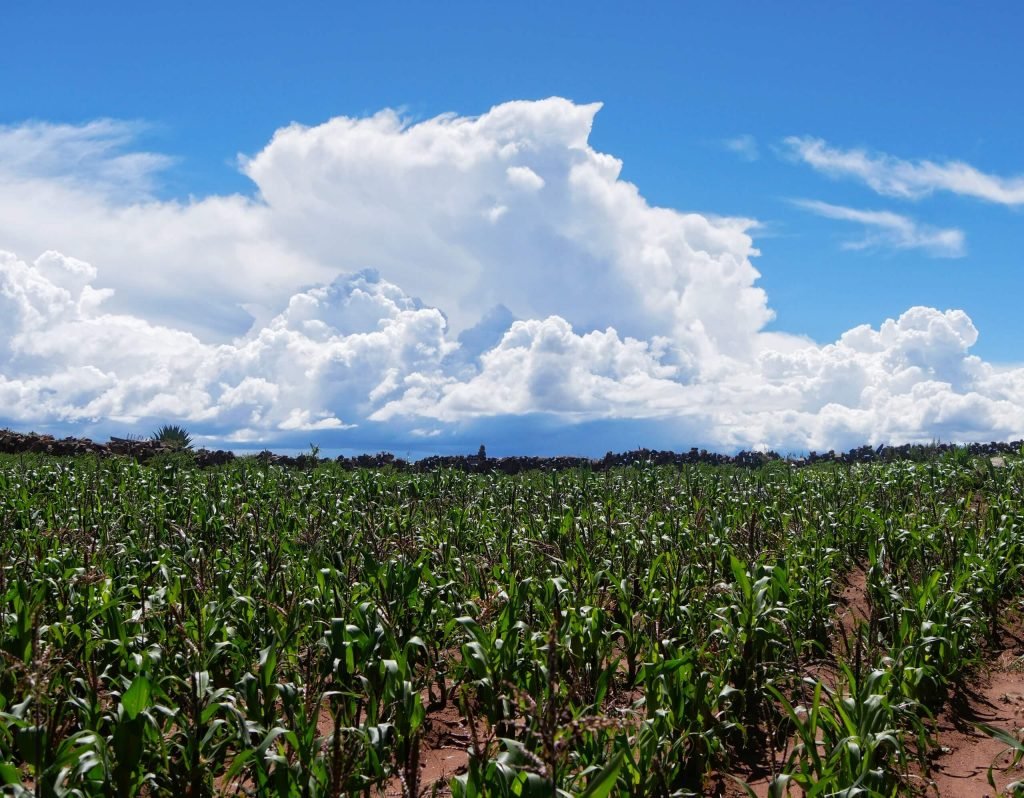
[0,763,23,785]
[975,722,1024,753]
[15,725,45,766]
[259,643,278,686]
[121,675,151,721]
[113,719,145,780]
[578,751,624,798]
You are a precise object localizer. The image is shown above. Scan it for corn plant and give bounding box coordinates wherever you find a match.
[0,449,1022,795]
[767,665,927,797]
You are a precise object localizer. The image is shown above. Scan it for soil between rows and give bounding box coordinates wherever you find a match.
[142,565,1024,798]
[326,567,1024,798]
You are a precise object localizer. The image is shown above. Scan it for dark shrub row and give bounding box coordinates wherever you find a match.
[1,428,1019,473]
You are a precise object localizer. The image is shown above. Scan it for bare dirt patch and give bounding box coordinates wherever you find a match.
[929,662,1024,796]
[379,683,486,797]
[835,564,871,644]
[392,701,478,797]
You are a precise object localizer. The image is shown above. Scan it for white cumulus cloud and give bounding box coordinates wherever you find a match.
[0,252,451,436]
[0,100,1022,453]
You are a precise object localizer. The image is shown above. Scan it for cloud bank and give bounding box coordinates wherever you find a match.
[1,100,1022,454]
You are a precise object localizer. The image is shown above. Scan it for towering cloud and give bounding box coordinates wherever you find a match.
[1,100,1021,453]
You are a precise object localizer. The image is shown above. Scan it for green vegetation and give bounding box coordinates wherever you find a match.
[0,452,1021,796]
[151,424,193,451]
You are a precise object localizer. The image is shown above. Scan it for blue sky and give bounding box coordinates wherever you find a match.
[1,3,1023,454]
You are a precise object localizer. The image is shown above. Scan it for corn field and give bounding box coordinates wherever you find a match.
[0,450,1022,796]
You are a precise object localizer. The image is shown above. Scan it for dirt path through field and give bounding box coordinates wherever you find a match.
[836,564,871,643]
[930,653,1024,797]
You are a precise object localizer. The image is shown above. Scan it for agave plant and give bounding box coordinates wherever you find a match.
[151,424,193,451]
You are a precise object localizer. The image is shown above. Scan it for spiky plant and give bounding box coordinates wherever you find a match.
[151,424,193,451]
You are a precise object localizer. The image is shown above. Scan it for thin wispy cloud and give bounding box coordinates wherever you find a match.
[793,199,966,257]
[784,136,1024,206]
[723,134,759,161]
[0,120,172,199]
